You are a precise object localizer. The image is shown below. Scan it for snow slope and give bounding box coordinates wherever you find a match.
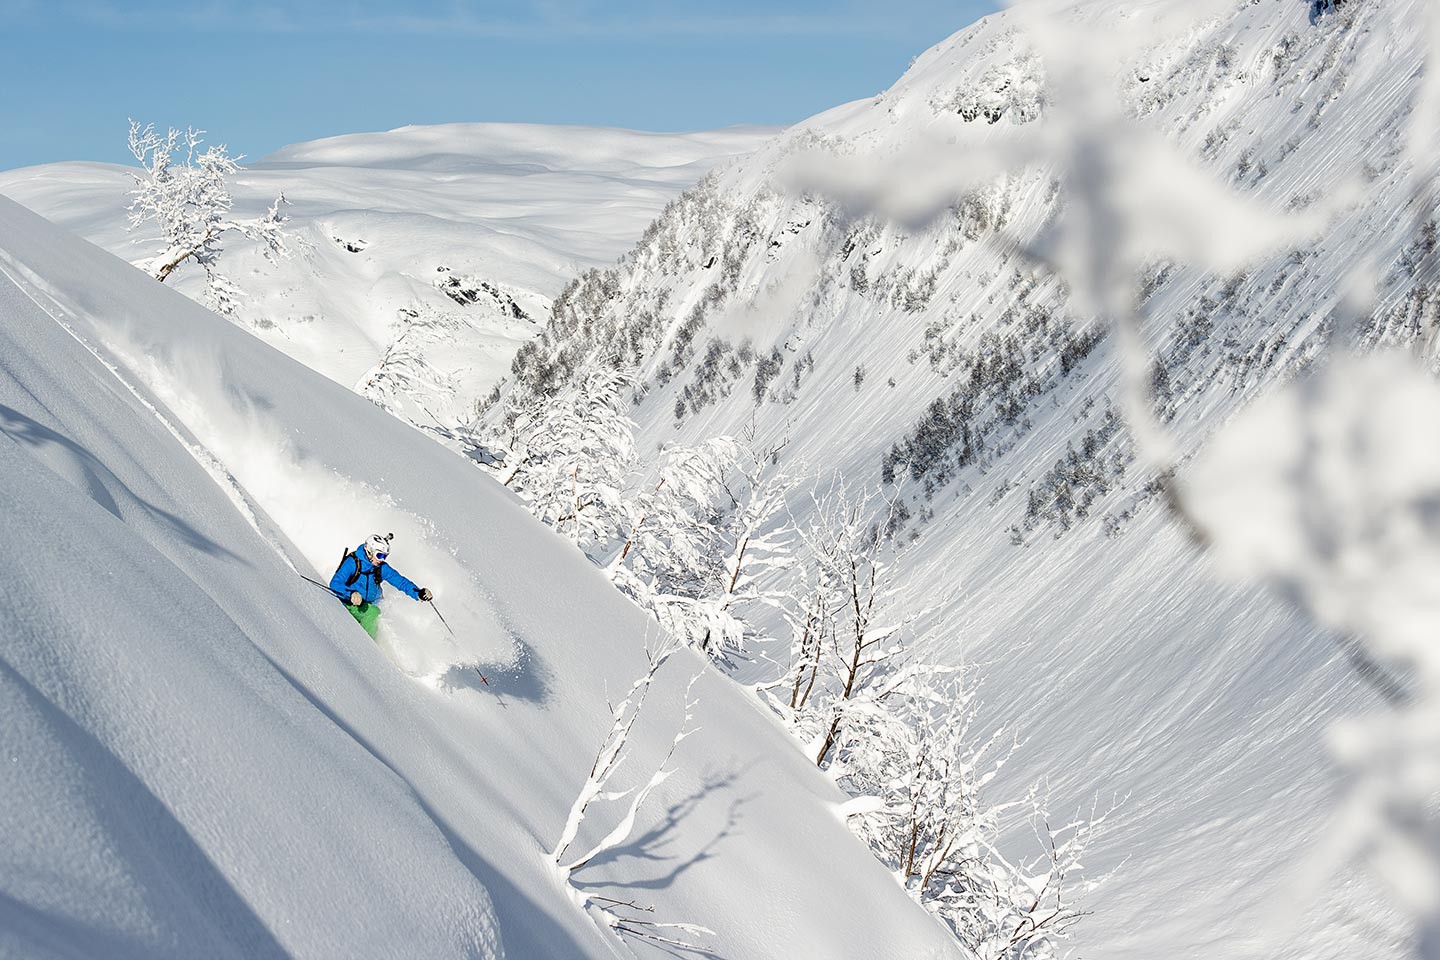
[494,2,1423,957]
[0,122,777,418]
[0,195,960,959]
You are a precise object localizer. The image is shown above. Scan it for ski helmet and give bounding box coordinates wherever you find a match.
[365,533,394,562]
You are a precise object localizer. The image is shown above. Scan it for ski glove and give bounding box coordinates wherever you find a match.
[418,587,433,602]
[349,591,363,606]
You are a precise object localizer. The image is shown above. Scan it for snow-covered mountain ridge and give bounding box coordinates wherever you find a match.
[489,1,1425,957]
[0,122,777,425]
[0,196,962,959]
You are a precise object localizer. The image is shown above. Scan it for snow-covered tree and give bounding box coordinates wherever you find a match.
[474,387,549,487]
[606,437,738,632]
[753,481,1114,958]
[356,305,458,418]
[837,668,1112,959]
[611,436,743,578]
[840,670,1005,890]
[686,449,796,658]
[126,120,289,316]
[552,637,713,953]
[608,436,798,662]
[496,365,638,547]
[782,479,911,766]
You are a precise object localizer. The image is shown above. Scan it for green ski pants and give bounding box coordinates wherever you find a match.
[347,600,381,639]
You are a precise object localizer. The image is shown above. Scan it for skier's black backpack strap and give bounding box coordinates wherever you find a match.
[343,551,364,588]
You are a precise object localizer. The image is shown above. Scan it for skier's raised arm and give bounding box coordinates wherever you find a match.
[381,561,430,602]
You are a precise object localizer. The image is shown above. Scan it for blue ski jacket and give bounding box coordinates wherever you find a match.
[329,544,422,604]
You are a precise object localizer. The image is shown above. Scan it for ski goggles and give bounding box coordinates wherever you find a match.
[375,551,388,562]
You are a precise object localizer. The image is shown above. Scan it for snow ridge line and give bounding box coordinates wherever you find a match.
[0,254,301,576]
[0,253,526,680]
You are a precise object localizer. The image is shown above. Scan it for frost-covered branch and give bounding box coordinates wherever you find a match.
[551,638,676,868]
[551,640,712,955]
[356,305,458,417]
[479,364,638,547]
[561,669,702,873]
[608,435,800,662]
[997,2,1440,952]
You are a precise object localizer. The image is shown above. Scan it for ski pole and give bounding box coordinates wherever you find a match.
[299,573,348,601]
[427,601,491,687]
[428,599,456,637]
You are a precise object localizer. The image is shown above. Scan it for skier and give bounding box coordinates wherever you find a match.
[329,533,433,639]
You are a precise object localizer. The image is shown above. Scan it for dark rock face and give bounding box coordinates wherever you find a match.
[438,274,532,321]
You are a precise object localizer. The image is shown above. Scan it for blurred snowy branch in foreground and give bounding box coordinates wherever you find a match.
[1189,352,1440,954]
[1016,0,1440,952]
[786,0,1440,949]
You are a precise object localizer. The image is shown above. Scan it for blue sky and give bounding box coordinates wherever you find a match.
[0,0,1000,171]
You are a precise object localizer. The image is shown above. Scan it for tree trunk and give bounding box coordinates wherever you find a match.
[727,534,750,594]
[815,569,867,767]
[814,715,842,768]
[153,247,196,282]
[151,226,220,283]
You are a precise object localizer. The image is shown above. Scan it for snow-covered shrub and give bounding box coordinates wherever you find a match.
[609,437,796,662]
[356,305,459,417]
[837,668,1113,959]
[486,366,638,547]
[125,120,289,317]
[552,639,713,953]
